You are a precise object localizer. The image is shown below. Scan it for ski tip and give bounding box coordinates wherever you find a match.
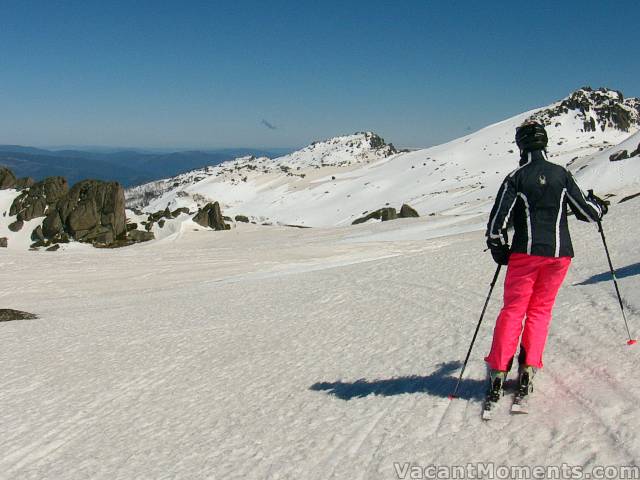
[627,339,637,346]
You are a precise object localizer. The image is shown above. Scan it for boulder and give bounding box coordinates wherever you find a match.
[8,220,24,232]
[193,202,229,230]
[399,204,420,218]
[128,229,155,242]
[171,207,190,217]
[15,177,35,190]
[630,143,640,158]
[10,177,68,221]
[609,150,629,162]
[46,244,60,252]
[31,225,45,242]
[235,215,250,223]
[126,222,138,231]
[0,309,38,322]
[0,167,17,190]
[0,237,7,248]
[42,211,64,238]
[352,207,397,225]
[56,180,126,245]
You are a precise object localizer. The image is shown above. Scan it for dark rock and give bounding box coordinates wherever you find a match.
[10,177,68,221]
[609,150,629,162]
[399,204,420,218]
[56,180,126,244]
[235,215,250,223]
[126,222,138,231]
[158,219,165,228]
[352,207,398,225]
[8,220,23,232]
[0,237,7,248]
[583,117,597,132]
[0,167,17,189]
[171,207,190,217]
[15,177,35,190]
[46,244,60,252]
[630,143,640,158]
[31,225,45,242]
[128,229,155,242]
[30,240,46,248]
[0,309,38,322]
[193,202,228,230]
[42,212,64,238]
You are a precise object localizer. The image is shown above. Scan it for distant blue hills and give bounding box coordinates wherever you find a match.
[0,145,293,187]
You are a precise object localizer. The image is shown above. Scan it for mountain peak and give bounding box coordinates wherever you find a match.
[285,132,397,168]
[530,87,640,133]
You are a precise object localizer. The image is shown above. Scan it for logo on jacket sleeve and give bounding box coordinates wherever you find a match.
[538,174,547,186]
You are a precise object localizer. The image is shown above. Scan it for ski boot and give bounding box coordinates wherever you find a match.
[482,370,506,420]
[511,365,535,414]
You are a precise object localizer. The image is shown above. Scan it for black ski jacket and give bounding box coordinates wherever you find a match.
[486,150,602,258]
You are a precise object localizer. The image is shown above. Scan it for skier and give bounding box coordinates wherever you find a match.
[483,120,608,415]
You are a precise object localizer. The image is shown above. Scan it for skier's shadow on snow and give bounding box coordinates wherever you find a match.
[574,262,640,286]
[310,361,488,401]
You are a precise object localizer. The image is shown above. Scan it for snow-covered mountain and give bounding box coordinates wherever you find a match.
[126,87,640,232]
[2,87,640,249]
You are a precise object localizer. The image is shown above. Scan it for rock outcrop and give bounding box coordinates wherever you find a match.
[48,180,126,245]
[15,177,35,190]
[353,203,419,225]
[9,177,68,221]
[352,207,398,225]
[610,150,629,162]
[9,177,127,247]
[8,220,23,232]
[128,229,155,243]
[0,309,38,321]
[399,204,419,218]
[193,202,229,230]
[530,87,640,133]
[0,167,17,189]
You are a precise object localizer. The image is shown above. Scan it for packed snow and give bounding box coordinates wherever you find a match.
[2,193,640,479]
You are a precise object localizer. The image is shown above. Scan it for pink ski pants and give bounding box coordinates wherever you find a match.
[485,253,571,371]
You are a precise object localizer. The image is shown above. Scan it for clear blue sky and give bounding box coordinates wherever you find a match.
[1,0,638,150]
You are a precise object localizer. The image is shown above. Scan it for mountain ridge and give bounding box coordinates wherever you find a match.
[124,87,640,231]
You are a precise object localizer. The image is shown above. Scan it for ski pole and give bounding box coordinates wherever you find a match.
[595,219,636,345]
[449,264,502,399]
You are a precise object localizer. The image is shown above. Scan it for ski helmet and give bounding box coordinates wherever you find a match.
[515,121,548,152]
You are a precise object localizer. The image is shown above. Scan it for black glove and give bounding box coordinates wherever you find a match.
[487,238,510,266]
[587,190,609,216]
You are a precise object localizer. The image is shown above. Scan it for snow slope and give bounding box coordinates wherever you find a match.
[126,87,640,230]
[1,194,639,479]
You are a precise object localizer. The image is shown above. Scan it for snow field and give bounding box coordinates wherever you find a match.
[1,196,639,479]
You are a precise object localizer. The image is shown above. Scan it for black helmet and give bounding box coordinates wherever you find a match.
[515,121,548,152]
